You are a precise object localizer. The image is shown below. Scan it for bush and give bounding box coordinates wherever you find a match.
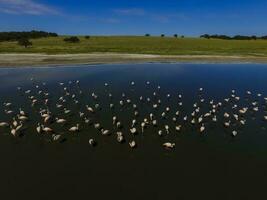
[17,38,32,48]
[145,34,150,37]
[64,36,80,43]
[161,34,165,37]
[174,34,178,38]
[85,36,90,39]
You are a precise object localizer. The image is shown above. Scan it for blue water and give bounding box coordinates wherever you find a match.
[0,63,267,199]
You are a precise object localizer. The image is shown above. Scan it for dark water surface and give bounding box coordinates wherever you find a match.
[1,63,267,200]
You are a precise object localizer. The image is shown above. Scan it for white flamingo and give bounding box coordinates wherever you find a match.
[200,124,205,133]
[12,117,18,127]
[69,124,79,132]
[56,118,66,124]
[0,122,9,127]
[165,125,169,134]
[163,142,175,149]
[42,125,53,133]
[36,123,42,134]
[130,127,137,134]
[129,140,136,148]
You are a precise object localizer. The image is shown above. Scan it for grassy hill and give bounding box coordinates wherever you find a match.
[1,36,267,56]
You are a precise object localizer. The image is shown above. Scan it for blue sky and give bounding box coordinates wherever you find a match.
[0,0,267,36]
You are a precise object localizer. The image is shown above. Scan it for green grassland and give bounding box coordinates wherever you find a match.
[1,36,267,56]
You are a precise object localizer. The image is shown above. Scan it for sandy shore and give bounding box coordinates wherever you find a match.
[1,53,267,67]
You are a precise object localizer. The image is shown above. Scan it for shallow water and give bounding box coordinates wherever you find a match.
[0,63,267,199]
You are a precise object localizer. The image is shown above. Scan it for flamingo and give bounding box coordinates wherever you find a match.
[10,126,16,136]
[56,118,66,124]
[18,115,28,121]
[224,121,231,128]
[5,110,13,115]
[52,134,61,141]
[84,118,91,124]
[175,125,181,132]
[12,117,18,127]
[36,123,42,134]
[89,139,96,146]
[15,122,23,131]
[158,130,163,136]
[112,116,117,125]
[44,115,50,123]
[198,116,203,123]
[116,121,122,129]
[42,125,53,133]
[132,119,137,127]
[4,102,12,107]
[149,113,154,121]
[117,134,124,143]
[19,108,26,116]
[232,130,238,137]
[224,113,230,118]
[101,129,110,136]
[233,114,239,121]
[153,104,158,109]
[141,122,146,133]
[239,108,248,114]
[165,125,170,134]
[0,122,9,127]
[69,124,79,132]
[130,128,137,134]
[86,105,94,113]
[79,112,85,118]
[94,123,101,130]
[200,124,205,133]
[163,142,175,149]
[64,108,71,114]
[129,140,136,148]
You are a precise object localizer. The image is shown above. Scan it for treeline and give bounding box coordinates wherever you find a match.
[0,30,58,42]
[200,34,267,40]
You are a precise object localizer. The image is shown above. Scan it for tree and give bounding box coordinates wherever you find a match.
[64,36,80,43]
[200,34,210,39]
[251,35,257,40]
[85,36,90,39]
[181,35,185,38]
[161,34,165,37]
[145,34,150,37]
[17,38,32,48]
[199,34,260,40]
[174,34,178,38]
[0,30,57,42]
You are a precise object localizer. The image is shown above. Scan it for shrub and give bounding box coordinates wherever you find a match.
[64,36,80,43]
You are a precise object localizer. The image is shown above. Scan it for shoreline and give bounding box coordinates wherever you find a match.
[1,53,267,67]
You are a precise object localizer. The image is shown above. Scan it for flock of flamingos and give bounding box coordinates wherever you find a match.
[0,78,267,149]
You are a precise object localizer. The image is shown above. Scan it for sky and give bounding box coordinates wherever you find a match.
[0,0,267,36]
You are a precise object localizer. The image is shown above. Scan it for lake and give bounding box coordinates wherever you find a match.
[0,63,267,200]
